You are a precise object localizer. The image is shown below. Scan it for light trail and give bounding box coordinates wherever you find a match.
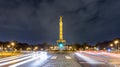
[9,55,40,67]
[82,52,109,62]
[0,54,32,66]
[101,52,120,58]
[75,53,104,64]
[31,54,50,67]
[9,54,50,67]
[0,54,31,63]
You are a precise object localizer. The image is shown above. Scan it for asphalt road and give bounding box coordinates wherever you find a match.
[1,51,119,67]
[0,51,81,67]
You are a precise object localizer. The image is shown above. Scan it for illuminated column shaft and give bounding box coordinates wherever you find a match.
[59,16,63,40]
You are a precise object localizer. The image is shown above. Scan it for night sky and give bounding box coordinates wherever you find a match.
[0,0,120,45]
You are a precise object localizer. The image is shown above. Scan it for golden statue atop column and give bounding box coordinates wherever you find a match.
[56,16,66,50]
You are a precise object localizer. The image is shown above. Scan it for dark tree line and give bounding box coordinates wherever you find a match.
[95,38,120,50]
[0,41,52,51]
[0,38,119,51]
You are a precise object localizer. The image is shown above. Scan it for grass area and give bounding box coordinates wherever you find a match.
[0,51,22,58]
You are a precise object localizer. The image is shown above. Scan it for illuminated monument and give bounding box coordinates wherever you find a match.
[56,16,66,50]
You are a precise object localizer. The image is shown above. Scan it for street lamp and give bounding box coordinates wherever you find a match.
[11,42,15,52]
[26,47,31,51]
[11,42,15,46]
[7,45,11,52]
[7,45,11,48]
[110,44,114,52]
[34,46,38,51]
[94,47,97,50]
[50,47,53,50]
[110,44,113,47]
[103,48,106,50]
[114,40,119,53]
[85,46,89,50]
[114,40,119,44]
[11,42,15,56]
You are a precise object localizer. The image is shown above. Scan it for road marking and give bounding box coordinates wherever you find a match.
[50,56,57,59]
[65,56,72,59]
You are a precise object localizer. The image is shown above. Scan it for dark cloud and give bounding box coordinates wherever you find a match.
[0,0,120,44]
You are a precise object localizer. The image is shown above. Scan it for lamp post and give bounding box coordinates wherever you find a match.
[34,46,38,51]
[85,46,89,50]
[26,47,31,51]
[7,45,11,48]
[94,47,97,50]
[7,45,11,52]
[11,42,15,51]
[110,44,113,52]
[110,44,113,47]
[114,40,119,53]
[11,42,15,55]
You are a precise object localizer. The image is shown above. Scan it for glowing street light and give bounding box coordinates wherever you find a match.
[110,44,114,51]
[85,46,89,50]
[50,47,53,50]
[111,48,114,50]
[114,40,119,44]
[110,44,113,47]
[34,46,38,51]
[4,48,7,50]
[26,47,31,51]
[114,40,119,53]
[11,42,15,46]
[50,47,53,49]
[69,46,72,50]
[94,47,97,50]
[7,45,11,48]
[11,42,15,55]
[35,46,38,49]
